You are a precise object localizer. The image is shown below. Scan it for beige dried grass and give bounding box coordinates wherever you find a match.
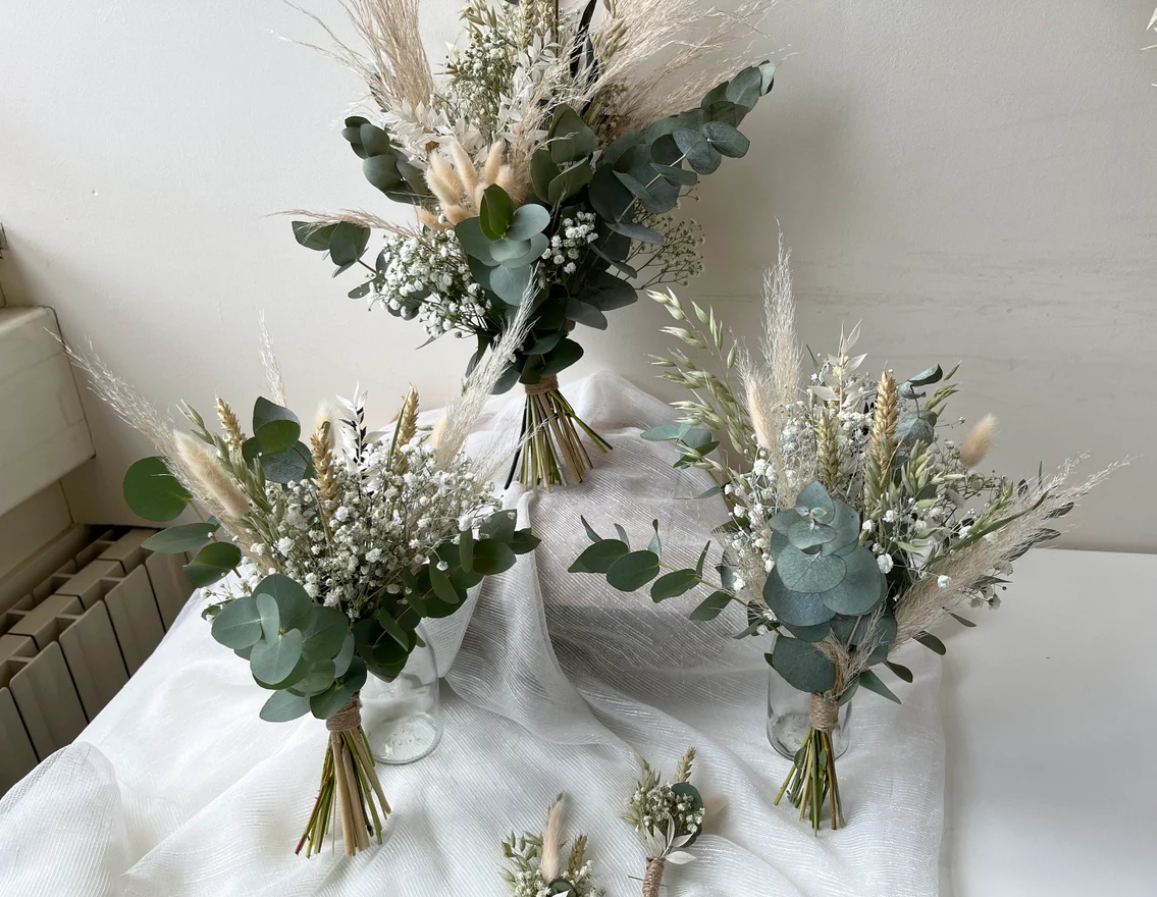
[290,0,435,114]
[959,413,998,468]
[590,0,777,139]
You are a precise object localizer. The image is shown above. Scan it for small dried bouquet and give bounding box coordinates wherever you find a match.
[570,240,1118,833]
[70,320,539,856]
[290,0,776,489]
[626,749,706,897]
[501,797,603,897]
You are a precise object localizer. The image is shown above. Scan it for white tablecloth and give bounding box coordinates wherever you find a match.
[0,373,945,897]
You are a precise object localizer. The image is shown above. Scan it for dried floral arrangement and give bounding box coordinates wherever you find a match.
[501,796,603,897]
[68,317,540,856]
[570,240,1119,833]
[290,0,776,489]
[626,749,706,897]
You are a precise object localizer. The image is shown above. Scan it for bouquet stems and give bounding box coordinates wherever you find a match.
[774,694,845,835]
[510,377,611,490]
[296,696,391,857]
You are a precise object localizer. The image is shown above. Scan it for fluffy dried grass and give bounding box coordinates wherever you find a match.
[289,0,435,113]
[432,277,536,472]
[590,0,778,139]
[282,208,419,239]
[890,458,1126,649]
[739,233,803,504]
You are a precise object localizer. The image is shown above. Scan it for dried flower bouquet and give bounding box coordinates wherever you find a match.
[69,318,540,856]
[501,796,603,897]
[626,749,706,897]
[290,0,777,489]
[570,239,1119,833]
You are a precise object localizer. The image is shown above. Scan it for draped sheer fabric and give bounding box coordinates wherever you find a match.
[0,373,944,896]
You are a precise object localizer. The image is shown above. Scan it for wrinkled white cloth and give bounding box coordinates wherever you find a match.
[0,373,944,897]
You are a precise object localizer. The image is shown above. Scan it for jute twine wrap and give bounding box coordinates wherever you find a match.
[525,375,559,396]
[810,694,839,732]
[642,856,665,897]
[326,695,362,732]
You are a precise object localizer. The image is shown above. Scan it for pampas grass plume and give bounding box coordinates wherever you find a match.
[960,414,998,468]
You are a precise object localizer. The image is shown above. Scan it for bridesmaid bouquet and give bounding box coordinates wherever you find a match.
[69,317,539,856]
[570,240,1118,832]
[290,0,776,488]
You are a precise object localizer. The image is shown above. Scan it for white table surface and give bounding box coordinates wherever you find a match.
[939,548,1157,896]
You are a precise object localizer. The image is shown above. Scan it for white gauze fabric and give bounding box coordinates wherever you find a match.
[0,372,945,897]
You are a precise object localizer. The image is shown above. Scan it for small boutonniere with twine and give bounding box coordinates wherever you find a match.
[501,796,604,897]
[626,749,707,897]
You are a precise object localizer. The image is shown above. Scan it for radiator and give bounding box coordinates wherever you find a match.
[0,526,194,794]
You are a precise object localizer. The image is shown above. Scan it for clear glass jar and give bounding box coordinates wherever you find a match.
[767,664,852,760]
[359,624,443,765]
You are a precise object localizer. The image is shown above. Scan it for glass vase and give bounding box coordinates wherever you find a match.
[767,664,852,761]
[359,624,443,765]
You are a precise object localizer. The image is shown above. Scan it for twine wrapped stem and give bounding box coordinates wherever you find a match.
[642,856,665,897]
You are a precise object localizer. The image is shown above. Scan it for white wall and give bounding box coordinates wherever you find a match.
[1,1,1154,551]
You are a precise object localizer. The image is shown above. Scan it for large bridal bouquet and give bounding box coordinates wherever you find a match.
[70,319,539,856]
[291,0,776,489]
[570,240,1118,833]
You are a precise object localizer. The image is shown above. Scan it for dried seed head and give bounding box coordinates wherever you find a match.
[960,414,998,468]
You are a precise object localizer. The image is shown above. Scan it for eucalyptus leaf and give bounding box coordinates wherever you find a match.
[548,162,593,204]
[857,669,902,704]
[819,546,884,615]
[605,550,660,591]
[252,398,301,455]
[256,592,280,643]
[184,542,243,588]
[479,185,515,240]
[250,629,304,688]
[490,264,534,305]
[210,596,262,649]
[650,569,698,602]
[259,690,312,723]
[702,121,750,157]
[253,574,313,632]
[327,221,370,267]
[771,637,837,693]
[302,605,351,662]
[794,482,835,520]
[142,522,218,554]
[764,572,837,627]
[506,203,550,241]
[471,539,517,575]
[689,590,732,621]
[565,298,608,330]
[454,218,497,264]
[775,544,847,593]
[123,457,191,522]
[884,661,914,683]
[673,129,722,175]
[916,633,947,655]
[569,539,629,574]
